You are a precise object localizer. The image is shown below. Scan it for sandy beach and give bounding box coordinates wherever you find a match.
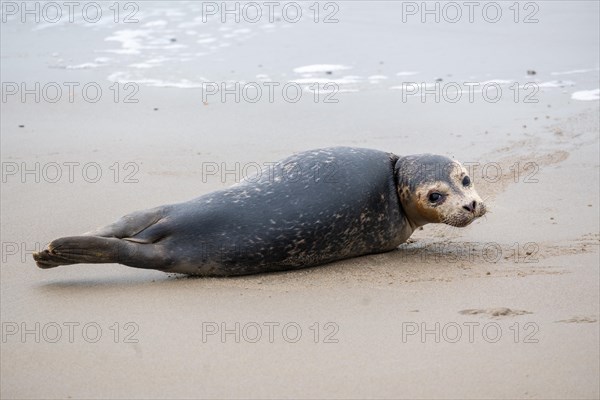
[1,1,599,399]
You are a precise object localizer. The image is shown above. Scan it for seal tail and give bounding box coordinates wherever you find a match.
[33,236,167,270]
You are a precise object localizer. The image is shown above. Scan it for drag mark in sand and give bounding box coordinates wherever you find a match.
[555,316,598,323]
[459,308,533,318]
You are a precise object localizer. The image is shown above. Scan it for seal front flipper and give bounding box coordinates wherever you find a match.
[33,236,170,270]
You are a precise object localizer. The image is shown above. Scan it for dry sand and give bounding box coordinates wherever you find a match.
[1,2,599,399]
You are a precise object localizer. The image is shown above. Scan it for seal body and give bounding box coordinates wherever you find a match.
[35,148,410,276]
[169,147,408,275]
[33,147,486,276]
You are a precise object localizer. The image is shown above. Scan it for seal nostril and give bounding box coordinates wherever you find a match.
[463,201,477,213]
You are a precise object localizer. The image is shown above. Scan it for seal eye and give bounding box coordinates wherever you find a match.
[462,176,471,187]
[428,192,443,203]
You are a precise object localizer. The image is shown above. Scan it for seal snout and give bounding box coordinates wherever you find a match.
[462,200,478,213]
[462,199,486,215]
[463,199,487,221]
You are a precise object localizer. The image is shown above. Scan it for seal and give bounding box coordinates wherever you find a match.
[33,147,486,276]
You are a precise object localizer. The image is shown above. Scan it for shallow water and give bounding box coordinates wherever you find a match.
[2,1,598,94]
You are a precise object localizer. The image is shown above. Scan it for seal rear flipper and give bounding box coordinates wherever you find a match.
[33,253,78,269]
[33,236,169,271]
[82,207,165,239]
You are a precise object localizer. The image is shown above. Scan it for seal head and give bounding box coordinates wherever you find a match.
[395,154,486,229]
